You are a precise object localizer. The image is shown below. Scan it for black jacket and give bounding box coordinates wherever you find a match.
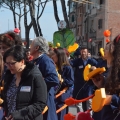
[2,63,47,120]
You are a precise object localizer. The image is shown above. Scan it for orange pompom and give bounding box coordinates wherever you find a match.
[103,30,111,37]
[106,39,110,43]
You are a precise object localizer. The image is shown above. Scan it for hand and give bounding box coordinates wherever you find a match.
[5,115,14,120]
[104,95,112,105]
[91,74,105,88]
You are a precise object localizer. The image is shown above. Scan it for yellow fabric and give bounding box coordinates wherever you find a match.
[92,88,106,112]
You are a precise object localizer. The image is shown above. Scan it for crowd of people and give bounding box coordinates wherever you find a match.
[0,30,120,120]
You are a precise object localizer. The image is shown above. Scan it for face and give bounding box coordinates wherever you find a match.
[104,43,113,60]
[0,43,10,56]
[5,56,24,74]
[80,49,88,59]
[50,52,58,64]
[88,53,91,58]
[30,41,36,56]
[26,51,30,57]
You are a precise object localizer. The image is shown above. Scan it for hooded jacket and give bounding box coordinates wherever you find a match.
[2,63,47,120]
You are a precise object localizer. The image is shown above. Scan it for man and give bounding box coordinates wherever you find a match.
[71,47,97,113]
[30,36,59,120]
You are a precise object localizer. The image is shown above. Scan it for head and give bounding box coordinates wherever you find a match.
[104,42,114,60]
[0,31,22,56]
[26,49,30,56]
[80,47,88,60]
[88,52,91,58]
[105,34,120,94]
[50,48,70,70]
[3,45,26,74]
[30,36,49,57]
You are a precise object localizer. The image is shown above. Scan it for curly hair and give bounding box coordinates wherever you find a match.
[105,35,120,94]
[0,31,22,47]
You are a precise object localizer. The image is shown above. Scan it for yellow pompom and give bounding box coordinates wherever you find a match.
[56,43,60,47]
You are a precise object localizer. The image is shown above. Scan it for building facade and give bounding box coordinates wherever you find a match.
[68,0,120,55]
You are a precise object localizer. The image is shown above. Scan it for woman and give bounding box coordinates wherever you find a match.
[50,48,74,120]
[0,31,22,56]
[92,35,120,120]
[1,45,47,120]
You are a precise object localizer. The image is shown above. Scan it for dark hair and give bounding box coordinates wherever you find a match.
[3,45,27,63]
[0,31,22,47]
[0,54,3,80]
[105,34,120,94]
[53,48,70,71]
[25,49,30,53]
[80,46,88,50]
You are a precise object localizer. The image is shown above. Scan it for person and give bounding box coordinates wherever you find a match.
[26,49,33,62]
[50,48,74,120]
[30,36,59,120]
[0,31,22,56]
[88,52,91,58]
[92,34,120,120]
[1,45,47,120]
[92,46,109,120]
[0,31,22,81]
[71,47,97,113]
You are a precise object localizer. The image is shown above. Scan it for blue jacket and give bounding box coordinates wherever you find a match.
[71,57,97,99]
[56,65,74,102]
[55,65,74,120]
[33,54,59,120]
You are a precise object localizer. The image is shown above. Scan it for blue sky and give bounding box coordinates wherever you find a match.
[0,0,68,42]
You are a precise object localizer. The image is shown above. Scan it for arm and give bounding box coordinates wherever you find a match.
[110,95,120,107]
[91,58,98,67]
[11,74,47,120]
[62,66,74,87]
[41,59,59,89]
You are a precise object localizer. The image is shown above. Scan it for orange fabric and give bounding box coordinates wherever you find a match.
[55,87,68,98]
[65,94,94,106]
[92,88,106,112]
[56,104,68,114]
[42,106,48,114]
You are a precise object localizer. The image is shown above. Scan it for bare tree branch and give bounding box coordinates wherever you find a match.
[38,0,48,19]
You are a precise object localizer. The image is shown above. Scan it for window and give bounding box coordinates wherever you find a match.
[71,15,75,22]
[98,41,102,51]
[77,27,79,35]
[100,0,103,5]
[80,7,82,17]
[98,19,102,29]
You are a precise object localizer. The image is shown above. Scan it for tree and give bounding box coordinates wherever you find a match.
[0,0,18,28]
[28,0,48,37]
[52,0,69,29]
[23,0,33,48]
[60,0,69,28]
[53,0,60,24]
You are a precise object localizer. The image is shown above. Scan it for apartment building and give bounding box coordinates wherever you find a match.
[68,0,120,55]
